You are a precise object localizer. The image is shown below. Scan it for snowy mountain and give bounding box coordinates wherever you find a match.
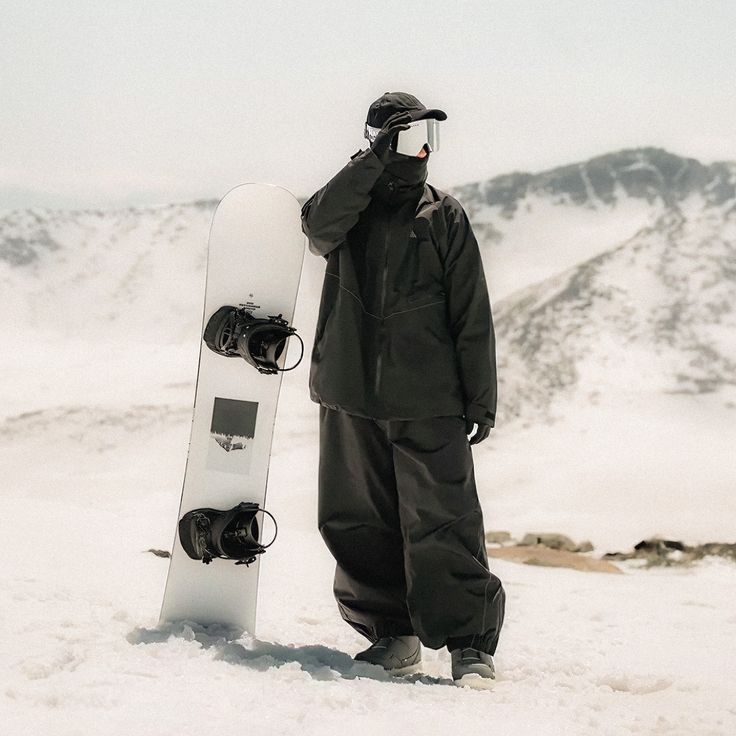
[495,202,736,422]
[0,200,216,343]
[3,147,734,417]
[456,147,736,298]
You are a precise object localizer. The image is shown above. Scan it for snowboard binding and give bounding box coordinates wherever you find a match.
[178,501,278,566]
[203,306,304,375]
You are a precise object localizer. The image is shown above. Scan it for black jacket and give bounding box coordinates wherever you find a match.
[300,146,497,426]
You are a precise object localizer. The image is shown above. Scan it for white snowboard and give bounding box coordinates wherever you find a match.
[160,183,306,634]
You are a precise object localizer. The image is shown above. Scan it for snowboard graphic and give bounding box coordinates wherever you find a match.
[160,183,305,634]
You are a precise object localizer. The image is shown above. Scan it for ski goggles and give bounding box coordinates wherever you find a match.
[364,118,441,156]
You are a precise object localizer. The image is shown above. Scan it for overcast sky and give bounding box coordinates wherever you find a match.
[2,0,735,210]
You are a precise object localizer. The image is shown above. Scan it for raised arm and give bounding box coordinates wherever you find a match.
[300,148,385,258]
[301,110,412,258]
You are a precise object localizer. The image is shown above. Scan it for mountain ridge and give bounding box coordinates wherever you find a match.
[450,147,736,219]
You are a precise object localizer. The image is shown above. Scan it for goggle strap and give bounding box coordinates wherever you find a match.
[364,123,381,143]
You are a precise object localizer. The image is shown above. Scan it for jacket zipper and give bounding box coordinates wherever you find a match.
[374,195,394,397]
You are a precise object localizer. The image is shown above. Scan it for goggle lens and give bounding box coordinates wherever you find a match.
[364,118,440,156]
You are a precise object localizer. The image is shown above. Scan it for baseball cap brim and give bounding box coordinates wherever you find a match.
[409,108,447,122]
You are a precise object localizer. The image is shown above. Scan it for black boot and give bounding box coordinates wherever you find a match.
[353,635,422,674]
[450,647,496,689]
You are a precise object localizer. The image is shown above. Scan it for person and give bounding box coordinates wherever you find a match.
[300,91,505,687]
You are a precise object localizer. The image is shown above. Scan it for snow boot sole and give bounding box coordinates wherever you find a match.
[453,672,496,690]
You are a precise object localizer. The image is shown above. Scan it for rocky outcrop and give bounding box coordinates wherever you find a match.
[604,537,736,567]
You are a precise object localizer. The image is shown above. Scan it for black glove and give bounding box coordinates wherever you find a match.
[465,417,492,445]
[370,111,412,163]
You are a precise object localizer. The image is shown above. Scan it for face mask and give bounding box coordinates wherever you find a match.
[381,148,428,187]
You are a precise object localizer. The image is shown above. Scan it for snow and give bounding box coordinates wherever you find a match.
[1,341,735,735]
[477,189,660,301]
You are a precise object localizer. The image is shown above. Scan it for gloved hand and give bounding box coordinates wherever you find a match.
[370,110,412,163]
[465,417,492,445]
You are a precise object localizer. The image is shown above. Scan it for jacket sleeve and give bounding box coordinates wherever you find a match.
[301,148,385,259]
[442,204,498,427]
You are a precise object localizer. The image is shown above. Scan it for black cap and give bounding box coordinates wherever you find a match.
[366,91,447,128]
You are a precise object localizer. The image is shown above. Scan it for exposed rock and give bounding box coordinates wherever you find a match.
[634,538,686,552]
[697,542,736,561]
[603,537,736,567]
[519,532,580,552]
[488,545,622,574]
[147,548,171,558]
[485,530,514,545]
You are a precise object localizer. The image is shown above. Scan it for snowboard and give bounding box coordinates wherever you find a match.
[159,183,306,635]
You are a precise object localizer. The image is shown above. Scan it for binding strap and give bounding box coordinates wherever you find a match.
[179,501,278,566]
[203,306,304,374]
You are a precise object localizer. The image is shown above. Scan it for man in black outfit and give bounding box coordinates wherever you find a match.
[300,91,505,687]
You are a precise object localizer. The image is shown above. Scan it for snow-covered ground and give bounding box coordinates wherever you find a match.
[1,342,735,736]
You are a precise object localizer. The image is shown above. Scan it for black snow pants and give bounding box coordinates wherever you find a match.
[317,405,506,655]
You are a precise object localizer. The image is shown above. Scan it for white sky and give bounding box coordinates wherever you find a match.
[1,0,735,210]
